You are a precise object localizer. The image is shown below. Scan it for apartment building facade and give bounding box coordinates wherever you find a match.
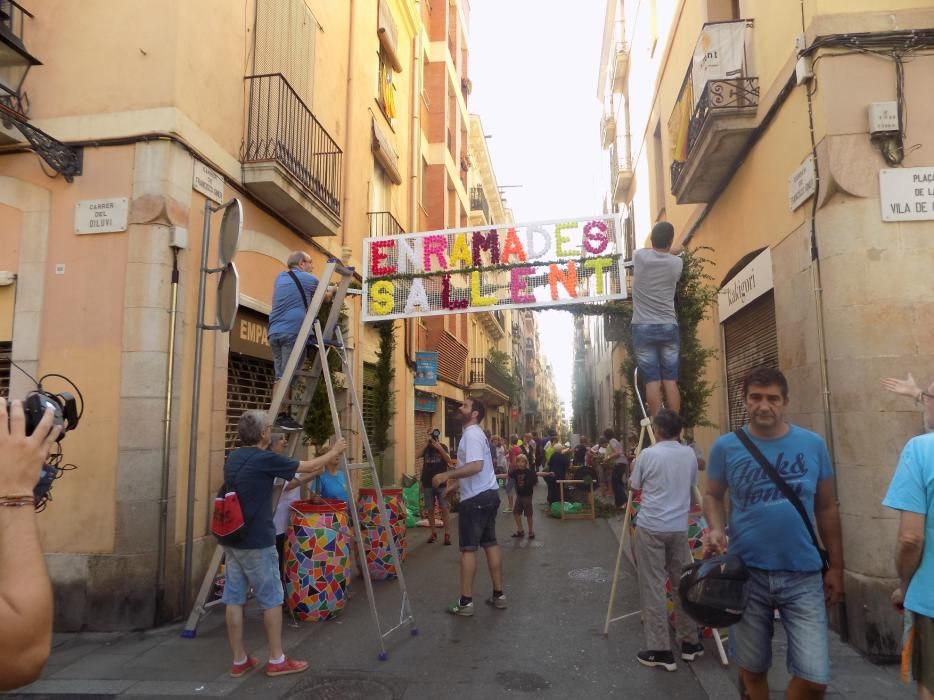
[0,0,525,631]
[596,0,934,658]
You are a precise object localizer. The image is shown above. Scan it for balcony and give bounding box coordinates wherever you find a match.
[600,113,616,149]
[478,306,505,341]
[469,358,513,405]
[367,211,405,238]
[0,0,39,144]
[668,21,758,204]
[242,73,342,236]
[469,185,490,222]
[611,42,629,93]
[610,136,633,204]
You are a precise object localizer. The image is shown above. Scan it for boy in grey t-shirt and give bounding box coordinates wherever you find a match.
[631,221,683,417]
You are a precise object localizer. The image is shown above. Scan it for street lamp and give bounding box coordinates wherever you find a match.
[0,1,41,114]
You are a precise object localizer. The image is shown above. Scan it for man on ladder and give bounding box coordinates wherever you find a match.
[221,410,345,678]
[631,221,684,418]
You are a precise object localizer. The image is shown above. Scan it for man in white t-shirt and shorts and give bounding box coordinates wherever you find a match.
[432,397,506,616]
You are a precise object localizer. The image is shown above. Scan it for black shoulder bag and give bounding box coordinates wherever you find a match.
[733,429,830,575]
[287,270,309,309]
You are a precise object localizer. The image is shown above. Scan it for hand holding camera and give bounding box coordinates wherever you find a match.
[0,398,61,503]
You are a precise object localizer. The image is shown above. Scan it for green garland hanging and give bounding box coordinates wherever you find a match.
[370,320,396,456]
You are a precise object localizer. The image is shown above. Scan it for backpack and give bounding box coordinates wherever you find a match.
[211,452,256,544]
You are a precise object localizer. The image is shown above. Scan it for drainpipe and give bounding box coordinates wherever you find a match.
[156,243,181,620]
[340,0,357,254]
[407,5,424,368]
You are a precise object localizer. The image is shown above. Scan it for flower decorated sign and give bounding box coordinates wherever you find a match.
[362,215,626,322]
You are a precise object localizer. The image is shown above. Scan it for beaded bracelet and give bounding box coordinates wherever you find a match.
[0,495,35,507]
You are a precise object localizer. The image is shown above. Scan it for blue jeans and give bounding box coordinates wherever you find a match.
[730,568,830,685]
[631,323,680,382]
[423,486,448,510]
[268,333,302,380]
[222,546,284,609]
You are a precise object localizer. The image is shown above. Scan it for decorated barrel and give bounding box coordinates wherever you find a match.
[357,488,407,579]
[284,500,351,621]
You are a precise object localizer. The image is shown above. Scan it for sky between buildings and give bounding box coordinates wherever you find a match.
[469,0,606,419]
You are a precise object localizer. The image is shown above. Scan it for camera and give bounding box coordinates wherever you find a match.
[431,429,441,440]
[23,390,79,439]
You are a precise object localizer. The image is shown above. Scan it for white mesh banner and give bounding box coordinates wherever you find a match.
[362,215,626,322]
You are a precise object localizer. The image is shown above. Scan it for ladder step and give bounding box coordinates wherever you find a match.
[347,462,375,471]
[280,399,311,407]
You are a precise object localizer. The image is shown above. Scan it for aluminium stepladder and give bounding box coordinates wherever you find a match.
[182,259,417,659]
[601,368,728,665]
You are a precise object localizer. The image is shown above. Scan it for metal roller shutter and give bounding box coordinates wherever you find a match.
[225,354,276,454]
[724,291,778,430]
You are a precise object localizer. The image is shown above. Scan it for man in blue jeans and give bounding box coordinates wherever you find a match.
[432,398,506,616]
[268,251,331,431]
[703,367,844,699]
[631,221,683,416]
[222,410,345,678]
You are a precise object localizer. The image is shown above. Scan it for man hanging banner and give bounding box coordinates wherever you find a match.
[362,214,626,322]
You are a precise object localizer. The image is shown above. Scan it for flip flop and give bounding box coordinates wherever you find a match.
[511,531,525,538]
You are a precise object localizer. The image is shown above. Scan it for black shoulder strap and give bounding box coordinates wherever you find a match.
[226,450,257,491]
[287,270,309,309]
[733,429,823,555]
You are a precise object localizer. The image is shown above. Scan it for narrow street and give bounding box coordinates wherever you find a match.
[9,491,910,699]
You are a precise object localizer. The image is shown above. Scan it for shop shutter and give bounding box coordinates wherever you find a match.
[225,353,276,454]
[0,341,10,398]
[723,291,778,430]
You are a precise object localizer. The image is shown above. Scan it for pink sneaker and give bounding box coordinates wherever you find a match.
[229,656,259,678]
[266,656,309,677]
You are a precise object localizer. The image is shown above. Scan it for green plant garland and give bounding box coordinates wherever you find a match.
[370,320,396,456]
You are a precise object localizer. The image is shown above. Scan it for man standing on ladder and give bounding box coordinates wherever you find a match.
[223,410,345,678]
[631,222,684,417]
[268,251,332,431]
[432,398,507,616]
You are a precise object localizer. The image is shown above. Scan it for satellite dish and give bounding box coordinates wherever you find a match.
[218,199,242,267]
[216,262,240,332]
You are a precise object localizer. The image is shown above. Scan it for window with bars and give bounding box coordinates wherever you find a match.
[0,342,10,398]
[225,354,276,454]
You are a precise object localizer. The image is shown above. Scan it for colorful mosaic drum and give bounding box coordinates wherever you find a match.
[357,488,407,577]
[284,500,351,621]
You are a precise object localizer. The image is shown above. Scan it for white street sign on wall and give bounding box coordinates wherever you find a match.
[193,161,225,204]
[75,198,128,234]
[880,167,934,222]
[788,158,816,212]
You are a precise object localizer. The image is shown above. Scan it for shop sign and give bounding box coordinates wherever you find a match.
[718,248,773,322]
[415,351,438,386]
[193,161,225,204]
[880,167,934,222]
[75,198,128,234]
[414,391,437,413]
[230,306,272,360]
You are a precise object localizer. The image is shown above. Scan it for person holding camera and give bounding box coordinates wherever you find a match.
[0,398,61,691]
[421,428,454,545]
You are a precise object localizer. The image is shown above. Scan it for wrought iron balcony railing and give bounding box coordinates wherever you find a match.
[367,211,405,238]
[469,358,513,399]
[669,77,759,191]
[243,73,342,220]
[469,185,490,221]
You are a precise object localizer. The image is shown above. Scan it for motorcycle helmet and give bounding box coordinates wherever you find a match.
[678,554,750,628]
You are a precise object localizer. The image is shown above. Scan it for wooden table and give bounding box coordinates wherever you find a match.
[556,479,596,520]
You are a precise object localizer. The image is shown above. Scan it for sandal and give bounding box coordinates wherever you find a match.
[528,533,535,539]
[443,534,452,546]
[511,531,525,538]
[427,533,437,543]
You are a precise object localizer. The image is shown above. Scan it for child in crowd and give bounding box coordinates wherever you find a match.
[508,453,537,539]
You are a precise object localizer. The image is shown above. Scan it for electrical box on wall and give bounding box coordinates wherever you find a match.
[868,101,899,135]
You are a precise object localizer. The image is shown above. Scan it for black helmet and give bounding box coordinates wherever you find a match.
[678,554,750,628]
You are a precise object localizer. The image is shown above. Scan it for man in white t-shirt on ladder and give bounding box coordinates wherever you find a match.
[432,397,506,616]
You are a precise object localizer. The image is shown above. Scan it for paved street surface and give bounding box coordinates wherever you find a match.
[7,491,912,699]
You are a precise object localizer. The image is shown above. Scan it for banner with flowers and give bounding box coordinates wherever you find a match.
[362,215,626,322]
